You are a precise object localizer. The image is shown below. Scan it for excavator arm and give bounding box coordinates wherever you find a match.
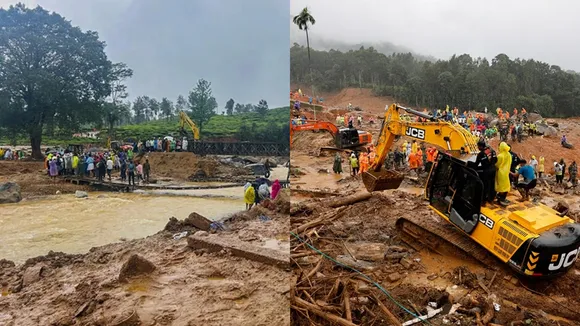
[290,120,339,146]
[179,111,200,140]
[364,104,479,192]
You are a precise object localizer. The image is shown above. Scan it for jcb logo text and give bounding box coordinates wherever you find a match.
[549,247,580,271]
[405,127,425,140]
[479,214,494,229]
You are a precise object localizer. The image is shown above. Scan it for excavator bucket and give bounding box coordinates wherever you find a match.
[362,169,405,192]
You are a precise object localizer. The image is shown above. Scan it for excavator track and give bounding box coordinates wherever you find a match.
[396,216,500,270]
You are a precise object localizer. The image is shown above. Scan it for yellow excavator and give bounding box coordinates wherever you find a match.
[178,111,200,140]
[364,103,580,278]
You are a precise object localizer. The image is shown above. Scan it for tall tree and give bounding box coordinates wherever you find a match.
[234,103,244,114]
[104,62,133,136]
[0,4,114,158]
[225,98,235,115]
[292,7,316,64]
[175,95,187,113]
[255,99,268,115]
[148,98,160,120]
[132,96,149,124]
[160,97,174,119]
[187,79,217,131]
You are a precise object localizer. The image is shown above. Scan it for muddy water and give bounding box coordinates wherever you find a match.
[0,193,243,264]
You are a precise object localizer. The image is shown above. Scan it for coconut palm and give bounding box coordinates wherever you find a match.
[292,7,316,63]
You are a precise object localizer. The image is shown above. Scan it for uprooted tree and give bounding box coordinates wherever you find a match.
[0,4,129,159]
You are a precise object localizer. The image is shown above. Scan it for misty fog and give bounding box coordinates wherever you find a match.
[291,0,580,71]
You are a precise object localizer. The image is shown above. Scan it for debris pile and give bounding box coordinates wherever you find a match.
[290,190,580,325]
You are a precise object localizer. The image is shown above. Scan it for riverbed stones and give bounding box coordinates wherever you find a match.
[0,182,21,204]
[75,190,88,198]
[184,212,212,231]
[118,254,156,282]
[22,264,45,287]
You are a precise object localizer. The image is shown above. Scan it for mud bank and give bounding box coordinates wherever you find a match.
[0,190,291,326]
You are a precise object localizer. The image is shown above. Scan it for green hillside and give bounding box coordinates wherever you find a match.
[0,107,289,146]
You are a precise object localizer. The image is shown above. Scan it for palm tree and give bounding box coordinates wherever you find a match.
[292,7,316,64]
[293,7,316,118]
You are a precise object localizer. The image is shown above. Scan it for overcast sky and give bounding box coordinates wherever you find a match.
[0,0,289,109]
[291,0,580,71]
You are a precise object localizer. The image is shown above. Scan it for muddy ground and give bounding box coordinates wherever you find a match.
[0,190,291,326]
[290,89,580,325]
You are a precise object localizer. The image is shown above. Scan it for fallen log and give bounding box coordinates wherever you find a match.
[291,207,348,234]
[293,296,358,326]
[371,294,402,326]
[327,193,372,208]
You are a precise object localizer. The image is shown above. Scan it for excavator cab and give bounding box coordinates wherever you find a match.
[427,153,483,235]
[336,128,360,148]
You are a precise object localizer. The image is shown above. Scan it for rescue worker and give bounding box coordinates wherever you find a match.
[495,142,512,206]
[408,151,420,177]
[538,156,545,179]
[349,153,359,176]
[554,161,564,184]
[569,161,578,186]
[510,160,537,201]
[425,147,437,174]
[332,153,343,174]
[359,152,369,174]
[469,140,497,205]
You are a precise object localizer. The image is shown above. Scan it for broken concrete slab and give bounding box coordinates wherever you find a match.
[184,212,213,231]
[187,234,289,269]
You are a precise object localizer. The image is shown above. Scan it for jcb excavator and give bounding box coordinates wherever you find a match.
[179,111,200,140]
[363,104,580,278]
[290,120,372,150]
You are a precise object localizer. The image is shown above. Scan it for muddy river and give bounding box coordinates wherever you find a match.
[0,192,243,264]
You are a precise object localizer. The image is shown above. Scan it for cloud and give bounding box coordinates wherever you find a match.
[290,0,580,71]
[1,0,289,108]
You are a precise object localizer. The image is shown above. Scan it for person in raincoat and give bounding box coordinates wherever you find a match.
[49,157,58,181]
[332,153,343,174]
[495,142,512,206]
[538,156,545,179]
[271,179,281,200]
[350,153,359,176]
[258,183,270,201]
[244,182,255,210]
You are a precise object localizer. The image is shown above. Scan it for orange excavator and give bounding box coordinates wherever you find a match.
[290,120,372,150]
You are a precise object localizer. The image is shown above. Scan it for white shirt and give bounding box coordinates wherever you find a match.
[529,159,538,171]
[106,159,113,170]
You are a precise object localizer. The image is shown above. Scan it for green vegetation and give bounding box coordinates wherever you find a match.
[0,4,284,155]
[291,44,580,117]
[0,107,289,146]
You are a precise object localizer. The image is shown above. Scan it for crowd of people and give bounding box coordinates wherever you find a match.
[43,149,151,186]
[243,178,282,210]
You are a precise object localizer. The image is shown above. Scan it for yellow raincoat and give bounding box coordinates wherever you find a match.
[495,142,512,193]
[538,157,545,173]
[401,141,408,153]
[244,186,255,204]
[411,142,418,154]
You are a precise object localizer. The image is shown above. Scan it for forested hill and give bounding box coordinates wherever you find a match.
[290,44,580,117]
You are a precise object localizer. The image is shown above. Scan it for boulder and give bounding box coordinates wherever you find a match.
[535,123,558,137]
[0,182,21,204]
[118,254,156,282]
[75,190,88,198]
[526,113,542,123]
